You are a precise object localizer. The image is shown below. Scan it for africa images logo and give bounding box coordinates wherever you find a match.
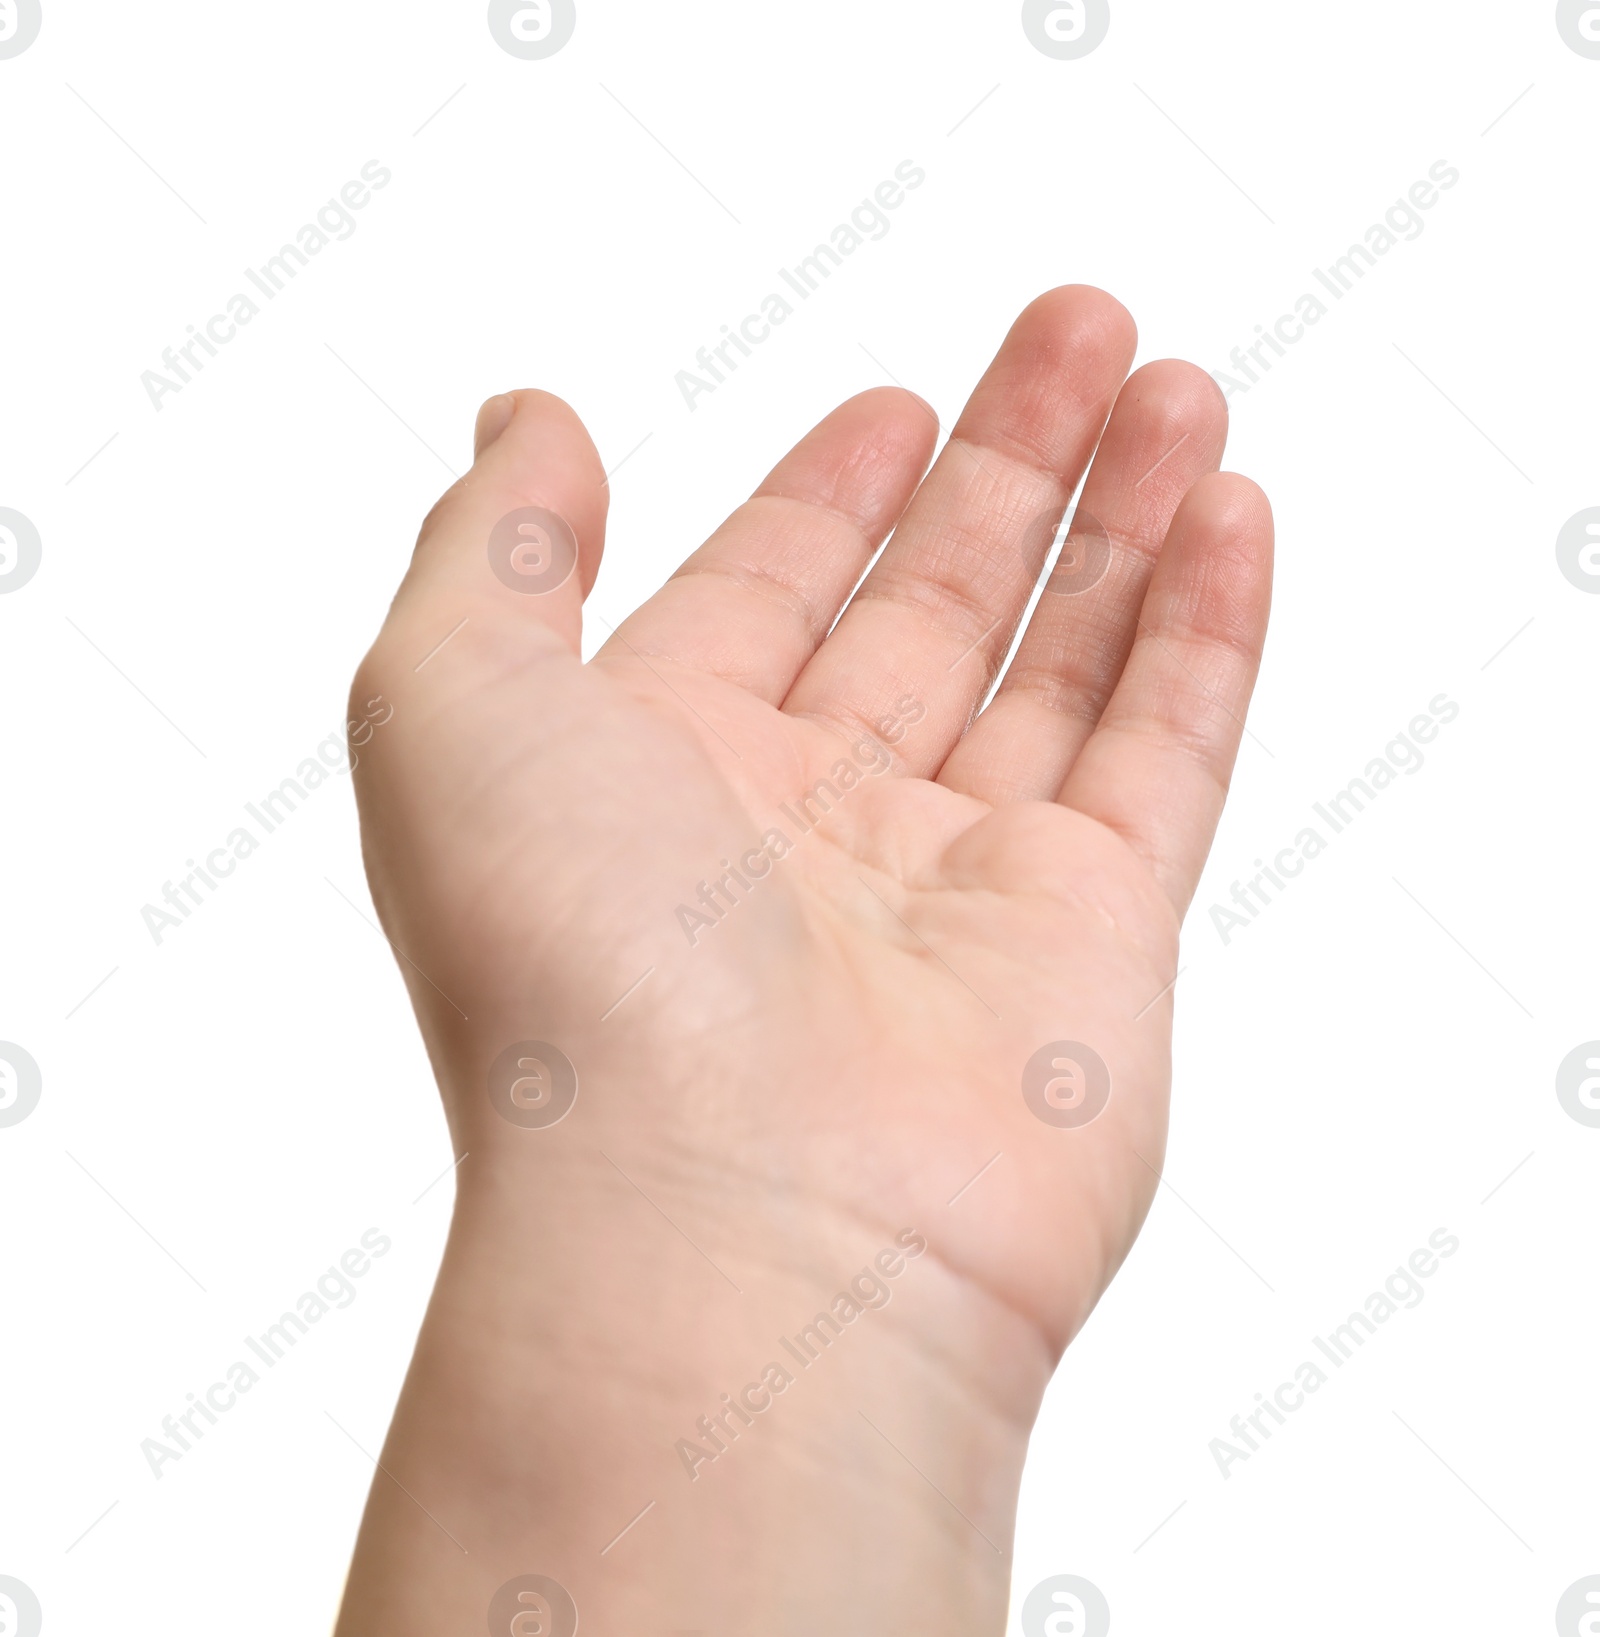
[0,1578,42,1637]
[487,0,576,58]
[1020,1575,1110,1637]
[0,0,42,58]
[0,508,42,594]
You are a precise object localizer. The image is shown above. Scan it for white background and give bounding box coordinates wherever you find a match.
[3,2,1598,1632]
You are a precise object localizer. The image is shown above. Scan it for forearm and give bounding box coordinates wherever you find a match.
[333,1160,1046,1636]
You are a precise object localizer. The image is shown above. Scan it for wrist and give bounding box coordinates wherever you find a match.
[336,1159,1048,1635]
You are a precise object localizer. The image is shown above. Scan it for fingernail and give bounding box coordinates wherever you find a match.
[473,393,517,459]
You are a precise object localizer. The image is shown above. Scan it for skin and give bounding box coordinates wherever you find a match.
[333,285,1273,1636]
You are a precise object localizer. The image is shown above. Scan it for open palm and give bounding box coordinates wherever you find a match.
[350,284,1272,1382]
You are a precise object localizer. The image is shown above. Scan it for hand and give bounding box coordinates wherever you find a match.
[336,285,1272,1636]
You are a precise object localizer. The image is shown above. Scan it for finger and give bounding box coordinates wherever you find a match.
[380,389,609,666]
[595,388,937,701]
[1056,472,1273,915]
[473,392,517,456]
[781,286,1138,773]
[937,361,1228,803]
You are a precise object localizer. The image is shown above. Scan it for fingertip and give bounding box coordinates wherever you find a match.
[854,383,940,435]
[1124,358,1229,426]
[475,389,610,522]
[957,286,1141,471]
[399,387,610,642]
[474,388,607,483]
[825,384,940,451]
[855,384,942,465]
[473,393,517,459]
[757,386,938,516]
[1188,470,1274,539]
[1161,471,1274,646]
[1021,284,1139,364]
